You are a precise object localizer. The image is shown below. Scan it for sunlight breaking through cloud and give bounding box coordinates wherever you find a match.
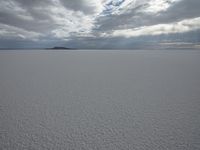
[0,0,200,48]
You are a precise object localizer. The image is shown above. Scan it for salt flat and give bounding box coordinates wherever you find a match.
[0,50,200,149]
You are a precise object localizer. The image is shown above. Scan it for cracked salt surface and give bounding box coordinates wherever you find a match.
[0,50,200,149]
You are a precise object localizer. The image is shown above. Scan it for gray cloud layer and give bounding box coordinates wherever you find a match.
[0,0,200,48]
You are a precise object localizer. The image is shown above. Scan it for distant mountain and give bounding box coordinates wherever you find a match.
[51,47,75,50]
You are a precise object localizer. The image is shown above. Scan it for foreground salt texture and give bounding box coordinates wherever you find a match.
[0,50,200,149]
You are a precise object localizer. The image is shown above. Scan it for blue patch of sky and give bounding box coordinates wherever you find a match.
[101,0,125,15]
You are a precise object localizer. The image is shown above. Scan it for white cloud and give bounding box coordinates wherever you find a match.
[144,0,182,13]
[111,17,200,37]
[48,1,95,39]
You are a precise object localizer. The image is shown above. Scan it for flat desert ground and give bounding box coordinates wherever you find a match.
[0,50,200,149]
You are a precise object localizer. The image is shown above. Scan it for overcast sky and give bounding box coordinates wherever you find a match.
[0,0,200,49]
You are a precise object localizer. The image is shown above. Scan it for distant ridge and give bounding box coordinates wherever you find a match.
[50,47,76,50]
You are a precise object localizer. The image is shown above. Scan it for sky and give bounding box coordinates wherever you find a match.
[0,0,200,49]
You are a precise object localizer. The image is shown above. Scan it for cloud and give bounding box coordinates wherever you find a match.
[95,0,200,32]
[0,0,200,48]
[60,0,104,14]
[111,17,200,37]
[0,0,96,40]
[0,23,41,40]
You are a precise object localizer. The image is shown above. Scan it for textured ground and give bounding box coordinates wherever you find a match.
[0,50,200,150]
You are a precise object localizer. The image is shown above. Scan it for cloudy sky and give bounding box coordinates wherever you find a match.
[0,0,200,49]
